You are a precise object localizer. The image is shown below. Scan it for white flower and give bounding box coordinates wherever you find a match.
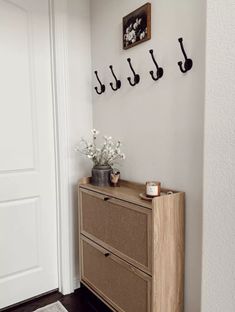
[127,29,136,42]
[76,129,125,166]
[91,129,99,136]
[140,32,145,40]
[126,25,132,34]
[116,140,121,147]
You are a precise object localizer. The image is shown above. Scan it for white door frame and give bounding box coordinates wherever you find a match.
[49,0,74,295]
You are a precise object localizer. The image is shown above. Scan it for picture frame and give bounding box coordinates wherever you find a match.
[123,3,151,50]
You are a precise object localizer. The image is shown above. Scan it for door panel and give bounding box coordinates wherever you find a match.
[0,0,35,172]
[0,0,58,308]
[0,198,40,278]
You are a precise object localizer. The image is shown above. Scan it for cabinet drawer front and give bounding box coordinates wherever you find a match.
[80,189,151,273]
[81,237,151,312]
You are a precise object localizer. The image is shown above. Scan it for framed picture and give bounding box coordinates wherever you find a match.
[123,3,151,50]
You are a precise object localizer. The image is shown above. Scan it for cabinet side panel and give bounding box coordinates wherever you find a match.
[152,193,185,312]
[78,188,83,282]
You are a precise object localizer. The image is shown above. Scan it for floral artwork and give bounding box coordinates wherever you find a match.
[123,3,151,50]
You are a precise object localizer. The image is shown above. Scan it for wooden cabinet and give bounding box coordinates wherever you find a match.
[78,178,185,312]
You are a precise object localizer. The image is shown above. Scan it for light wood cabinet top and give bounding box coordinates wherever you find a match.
[79,177,182,210]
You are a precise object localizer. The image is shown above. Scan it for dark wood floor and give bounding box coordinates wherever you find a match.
[2,285,111,312]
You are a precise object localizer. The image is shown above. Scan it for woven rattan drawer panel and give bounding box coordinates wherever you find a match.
[80,189,151,273]
[81,237,151,312]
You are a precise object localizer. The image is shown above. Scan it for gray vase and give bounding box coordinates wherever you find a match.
[91,165,112,187]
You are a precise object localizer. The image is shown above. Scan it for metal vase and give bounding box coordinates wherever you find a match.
[91,165,112,187]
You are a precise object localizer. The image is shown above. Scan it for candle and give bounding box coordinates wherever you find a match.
[146,181,161,197]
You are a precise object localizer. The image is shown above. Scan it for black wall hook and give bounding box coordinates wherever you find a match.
[109,65,121,91]
[94,70,105,94]
[178,38,193,73]
[127,58,140,86]
[149,49,164,81]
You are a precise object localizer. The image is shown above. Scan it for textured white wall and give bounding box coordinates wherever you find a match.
[67,0,93,287]
[201,1,235,311]
[90,0,206,310]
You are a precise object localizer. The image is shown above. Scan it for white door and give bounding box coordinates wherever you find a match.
[0,0,58,308]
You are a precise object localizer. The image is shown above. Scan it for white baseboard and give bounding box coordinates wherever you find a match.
[74,278,81,290]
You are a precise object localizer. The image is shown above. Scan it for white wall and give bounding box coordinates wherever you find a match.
[90,0,206,311]
[67,0,93,288]
[201,1,235,311]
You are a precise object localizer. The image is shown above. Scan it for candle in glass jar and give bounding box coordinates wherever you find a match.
[146,181,161,197]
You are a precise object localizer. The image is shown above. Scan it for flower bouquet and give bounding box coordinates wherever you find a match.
[75,129,125,186]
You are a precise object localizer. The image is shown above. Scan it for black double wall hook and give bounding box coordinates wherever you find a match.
[127,58,140,86]
[109,65,121,91]
[94,71,105,94]
[149,49,164,81]
[178,38,193,73]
